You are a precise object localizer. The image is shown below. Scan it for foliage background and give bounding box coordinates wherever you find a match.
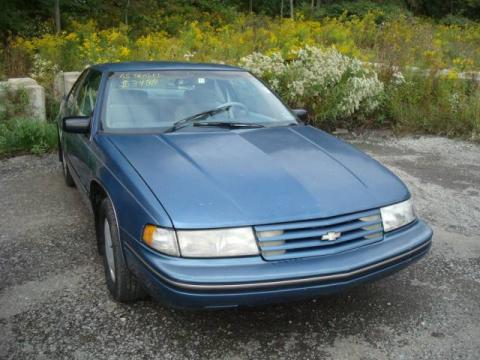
[0,0,479,157]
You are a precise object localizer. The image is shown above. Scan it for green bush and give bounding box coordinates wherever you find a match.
[384,72,480,139]
[307,1,412,23]
[0,84,58,157]
[241,46,384,130]
[0,117,57,156]
[439,14,476,26]
[0,86,30,122]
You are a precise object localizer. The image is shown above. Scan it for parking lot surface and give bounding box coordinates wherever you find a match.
[1,133,479,359]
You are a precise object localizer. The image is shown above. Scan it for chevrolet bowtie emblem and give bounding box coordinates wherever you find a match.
[321,231,341,241]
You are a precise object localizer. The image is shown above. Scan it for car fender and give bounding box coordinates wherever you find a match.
[89,137,174,265]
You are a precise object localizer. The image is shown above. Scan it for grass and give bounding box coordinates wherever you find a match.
[0,117,58,157]
[0,86,58,158]
[383,72,480,140]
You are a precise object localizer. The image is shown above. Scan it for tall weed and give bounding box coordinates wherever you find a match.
[385,72,480,139]
[0,117,57,156]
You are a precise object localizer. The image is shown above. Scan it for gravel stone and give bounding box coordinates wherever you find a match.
[1,132,479,359]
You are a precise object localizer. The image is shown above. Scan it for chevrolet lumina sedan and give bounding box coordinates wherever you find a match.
[58,62,432,309]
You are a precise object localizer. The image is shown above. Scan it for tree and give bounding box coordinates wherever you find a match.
[404,0,480,19]
[54,0,61,34]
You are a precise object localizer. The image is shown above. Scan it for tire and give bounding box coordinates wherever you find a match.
[98,198,146,302]
[61,149,75,187]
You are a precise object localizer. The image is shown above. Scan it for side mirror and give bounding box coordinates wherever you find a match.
[292,108,308,122]
[62,116,90,134]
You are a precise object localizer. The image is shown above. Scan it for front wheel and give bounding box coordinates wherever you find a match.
[98,198,146,302]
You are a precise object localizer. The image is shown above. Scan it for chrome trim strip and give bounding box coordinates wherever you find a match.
[124,240,431,291]
[254,208,380,232]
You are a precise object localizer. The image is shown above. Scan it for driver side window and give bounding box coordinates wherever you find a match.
[67,70,102,116]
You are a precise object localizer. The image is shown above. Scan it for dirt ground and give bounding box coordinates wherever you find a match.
[1,133,479,359]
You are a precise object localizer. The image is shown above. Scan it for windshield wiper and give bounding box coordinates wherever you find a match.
[194,121,265,129]
[168,105,232,132]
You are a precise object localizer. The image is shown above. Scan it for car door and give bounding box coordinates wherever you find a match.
[63,69,102,191]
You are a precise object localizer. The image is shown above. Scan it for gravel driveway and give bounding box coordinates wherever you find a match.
[1,133,479,359]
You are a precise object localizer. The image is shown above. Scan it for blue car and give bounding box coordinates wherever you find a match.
[58,62,432,309]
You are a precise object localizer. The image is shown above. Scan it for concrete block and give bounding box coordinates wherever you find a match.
[7,78,37,87]
[24,84,46,121]
[0,77,46,121]
[54,71,81,100]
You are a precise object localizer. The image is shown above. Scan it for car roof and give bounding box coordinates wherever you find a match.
[90,61,243,72]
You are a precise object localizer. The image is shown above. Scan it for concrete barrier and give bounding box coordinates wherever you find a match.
[53,71,82,100]
[0,78,46,121]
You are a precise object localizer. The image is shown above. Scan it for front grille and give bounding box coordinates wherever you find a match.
[255,209,384,261]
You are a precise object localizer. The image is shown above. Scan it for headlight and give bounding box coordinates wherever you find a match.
[380,199,416,232]
[142,226,259,258]
[143,225,180,256]
[177,227,258,258]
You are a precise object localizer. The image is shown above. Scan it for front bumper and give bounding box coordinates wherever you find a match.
[123,220,432,309]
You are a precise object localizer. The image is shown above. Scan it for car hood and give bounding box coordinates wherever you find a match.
[107,126,409,228]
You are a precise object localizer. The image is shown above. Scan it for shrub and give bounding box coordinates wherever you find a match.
[0,86,30,122]
[0,117,57,156]
[384,71,480,140]
[0,84,58,157]
[241,46,384,129]
[306,0,412,23]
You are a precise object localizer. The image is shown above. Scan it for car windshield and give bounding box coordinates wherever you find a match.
[102,70,297,132]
